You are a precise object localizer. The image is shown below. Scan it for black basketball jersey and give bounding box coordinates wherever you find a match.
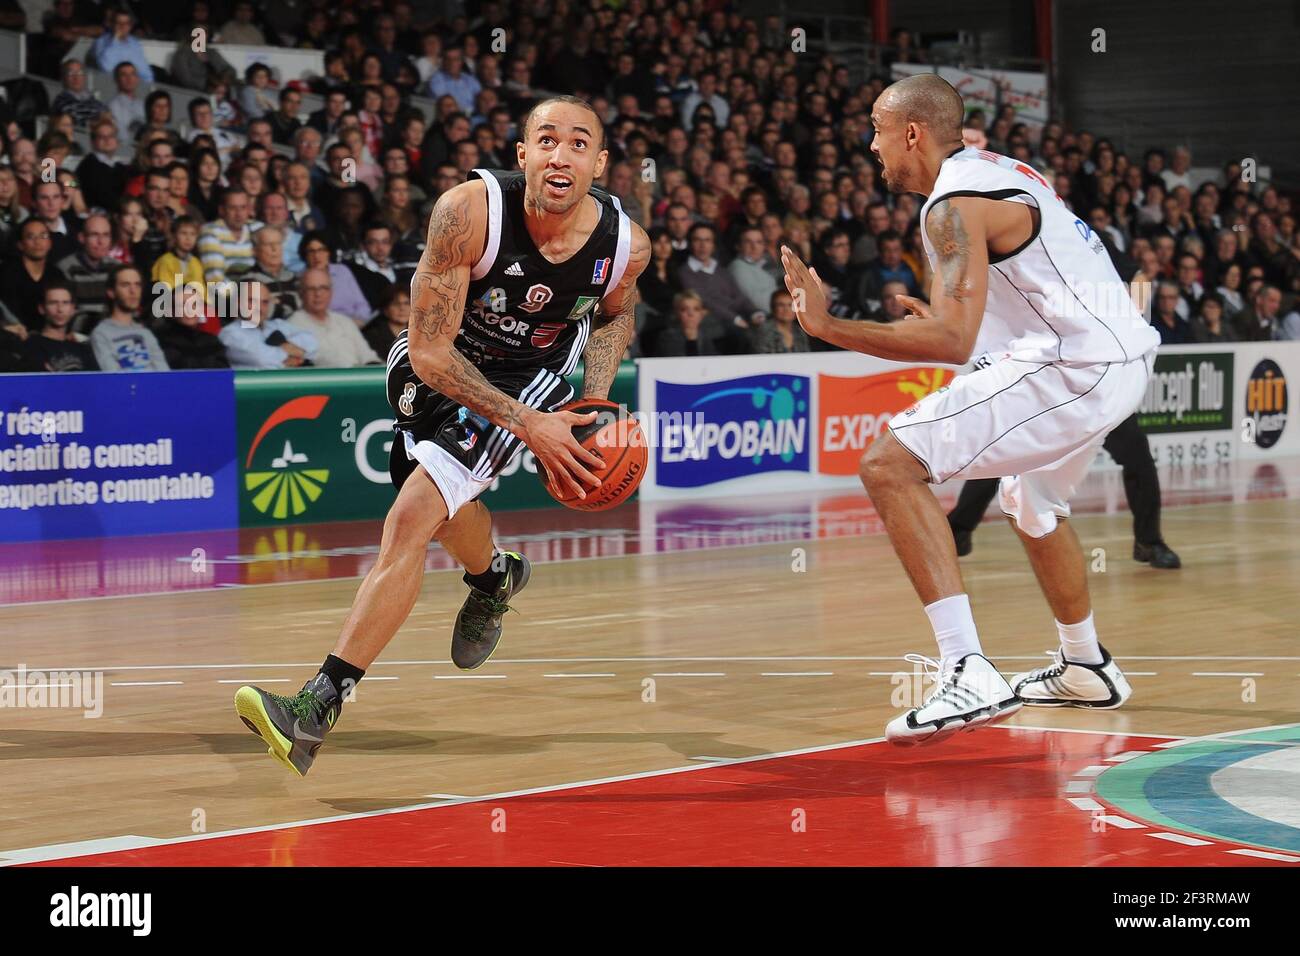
[455,167,632,378]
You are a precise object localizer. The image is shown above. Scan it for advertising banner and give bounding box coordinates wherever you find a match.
[0,370,237,542]
[1129,343,1294,468]
[235,362,638,526]
[637,353,958,499]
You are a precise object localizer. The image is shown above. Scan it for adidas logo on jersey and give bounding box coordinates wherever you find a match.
[504,261,524,276]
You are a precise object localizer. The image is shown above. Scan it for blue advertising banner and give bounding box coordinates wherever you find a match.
[654,372,810,488]
[0,371,238,542]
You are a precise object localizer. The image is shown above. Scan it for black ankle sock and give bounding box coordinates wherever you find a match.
[464,553,506,593]
[320,655,365,700]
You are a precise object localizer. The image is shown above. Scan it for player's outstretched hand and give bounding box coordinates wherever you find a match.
[779,245,829,337]
[525,410,605,499]
[895,294,933,320]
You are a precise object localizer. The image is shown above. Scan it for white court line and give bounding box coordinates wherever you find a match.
[1065,780,1094,793]
[543,673,615,679]
[1149,832,1214,847]
[651,673,725,677]
[1099,816,1147,829]
[760,672,835,677]
[1225,848,1300,863]
[1192,672,1264,677]
[433,675,507,680]
[1106,751,1147,762]
[110,681,183,687]
[1067,797,1104,811]
[996,724,1183,740]
[1150,722,1300,749]
[1074,765,1109,777]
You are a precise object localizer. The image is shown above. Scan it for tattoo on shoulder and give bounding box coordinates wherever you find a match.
[426,191,472,272]
[928,200,973,302]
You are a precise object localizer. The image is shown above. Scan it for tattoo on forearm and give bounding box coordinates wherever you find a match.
[582,287,638,398]
[928,200,973,302]
[428,347,527,436]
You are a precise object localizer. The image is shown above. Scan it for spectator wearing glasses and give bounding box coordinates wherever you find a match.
[298,232,372,324]
[288,268,381,367]
[1151,281,1192,344]
[231,225,301,318]
[1,219,69,333]
[78,119,130,212]
[51,60,107,128]
[218,280,319,369]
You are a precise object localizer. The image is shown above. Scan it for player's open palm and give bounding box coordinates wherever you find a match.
[779,245,829,336]
[526,410,605,500]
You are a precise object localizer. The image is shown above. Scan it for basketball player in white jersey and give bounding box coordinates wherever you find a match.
[781,74,1160,745]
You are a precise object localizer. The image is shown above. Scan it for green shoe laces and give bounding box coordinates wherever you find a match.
[273,688,324,721]
[460,591,514,643]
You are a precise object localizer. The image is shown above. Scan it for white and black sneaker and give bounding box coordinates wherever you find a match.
[1011,644,1132,709]
[885,653,1022,746]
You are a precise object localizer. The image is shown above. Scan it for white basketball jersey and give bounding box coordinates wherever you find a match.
[920,148,1159,365]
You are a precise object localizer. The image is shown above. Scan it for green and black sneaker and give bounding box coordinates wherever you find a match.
[234,673,342,777]
[451,551,531,669]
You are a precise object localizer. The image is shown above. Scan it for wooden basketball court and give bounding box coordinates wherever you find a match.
[3,458,1299,866]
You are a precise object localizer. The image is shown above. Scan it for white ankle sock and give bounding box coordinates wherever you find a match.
[924,593,983,662]
[1057,613,1103,665]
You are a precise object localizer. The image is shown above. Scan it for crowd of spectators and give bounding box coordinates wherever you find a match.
[0,0,1297,375]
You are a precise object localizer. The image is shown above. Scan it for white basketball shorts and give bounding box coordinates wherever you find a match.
[887,352,1155,538]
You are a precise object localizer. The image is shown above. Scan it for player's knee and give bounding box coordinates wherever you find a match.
[859,434,910,493]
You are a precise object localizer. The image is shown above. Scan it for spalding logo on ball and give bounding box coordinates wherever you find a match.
[538,399,647,512]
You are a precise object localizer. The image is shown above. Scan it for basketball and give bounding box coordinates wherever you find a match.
[538,399,647,512]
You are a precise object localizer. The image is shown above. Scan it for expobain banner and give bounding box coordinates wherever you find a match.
[638,345,1298,501]
[636,352,958,500]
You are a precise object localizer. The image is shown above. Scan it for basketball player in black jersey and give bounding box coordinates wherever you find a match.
[234,96,650,776]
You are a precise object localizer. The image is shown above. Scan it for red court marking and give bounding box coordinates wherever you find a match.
[25,729,1290,867]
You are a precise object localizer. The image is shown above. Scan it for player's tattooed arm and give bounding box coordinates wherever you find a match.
[407,181,531,437]
[927,199,975,302]
[779,196,988,365]
[582,224,650,399]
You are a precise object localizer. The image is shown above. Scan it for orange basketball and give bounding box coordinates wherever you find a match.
[538,399,647,512]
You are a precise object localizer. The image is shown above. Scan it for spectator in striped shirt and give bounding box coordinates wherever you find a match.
[50,60,107,128]
[198,188,256,284]
[230,225,300,318]
[55,213,113,332]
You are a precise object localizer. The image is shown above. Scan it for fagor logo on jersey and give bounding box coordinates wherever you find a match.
[655,374,809,488]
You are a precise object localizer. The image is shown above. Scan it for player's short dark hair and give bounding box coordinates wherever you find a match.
[522,95,606,151]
